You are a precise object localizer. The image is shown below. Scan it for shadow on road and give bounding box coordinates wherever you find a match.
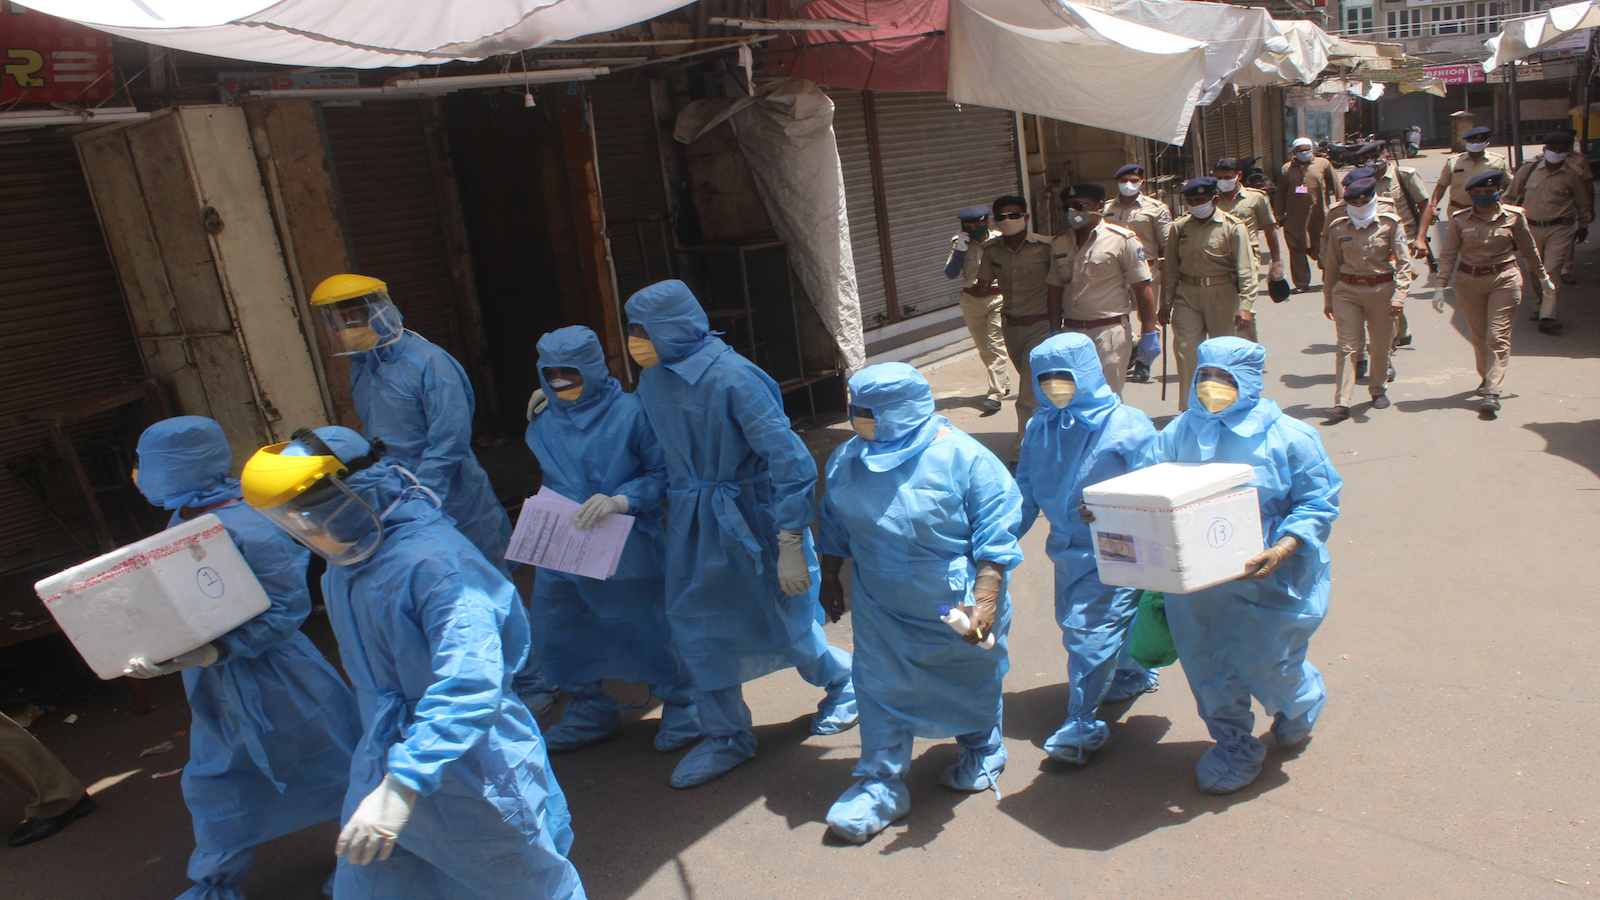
[1523,419,1600,478]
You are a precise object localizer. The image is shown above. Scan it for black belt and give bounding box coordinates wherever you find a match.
[1527,216,1575,227]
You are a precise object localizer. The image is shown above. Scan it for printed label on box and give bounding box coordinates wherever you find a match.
[1096,531,1139,564]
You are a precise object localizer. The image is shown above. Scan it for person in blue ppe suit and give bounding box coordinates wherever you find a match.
[240,427,585,900]
[523,326,701,752]
[1015,334,1160,767]
[817,363,1022,843]
[129,417,360,900]
[624,280,856,789]
[308,275,559,716]
[1153,337,1341,794]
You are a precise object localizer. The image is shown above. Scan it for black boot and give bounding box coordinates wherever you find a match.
[8,794,95,847]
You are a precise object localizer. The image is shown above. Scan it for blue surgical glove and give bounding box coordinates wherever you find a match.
[1136,331,1161,364]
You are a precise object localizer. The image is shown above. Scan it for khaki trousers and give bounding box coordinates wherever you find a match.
[1004,320,1051,457]
[1171,282,1248,411]
[1525,222,1576,319]
[0,713,83,820]
[1331,280,1397,407]
[1285,208,1325,288]
[1068,317,1132,395]
[959,294,1010,401]
[1454,268,1521,396]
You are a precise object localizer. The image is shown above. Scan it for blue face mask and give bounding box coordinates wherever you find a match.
[1471,192,1501,208]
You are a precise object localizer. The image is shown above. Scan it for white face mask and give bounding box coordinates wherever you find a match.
[1348,198,1378,228]
[1187,201,1215,219]
[1295,149,1314,163]
[1545,149,1569,164]
[995,216,1026,236]
[1465,141,1490,154]
[1066,210,1100,232]
[1216,177,1239,192]
[1117,181,1142,197]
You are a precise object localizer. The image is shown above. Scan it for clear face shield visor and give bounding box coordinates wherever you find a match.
[315,291,403,356]
[258,474,383,565]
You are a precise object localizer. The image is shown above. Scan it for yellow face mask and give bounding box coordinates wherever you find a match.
[339,326,381,352]
[850,406,876,442]
[1039,374,1076,408]
[627,336,659,368]
[1196,381,1239,413]
[554,385,582,401]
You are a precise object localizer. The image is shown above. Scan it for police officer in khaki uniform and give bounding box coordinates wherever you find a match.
[1436,170,1555,417]
[1505,131,1593,333]
[1161,178,1258,411]
[1046,183,1160,393]
[1106,164,1171,384]
[944,204,1009,410]
[1213,158,1281,346]
[1320,176,1412,419]
[1414,126,1508,258]
[1357,142,1428,349]
[1325,167,1402,384]
[969,193,1054,458]
[1277,137,1342,291]
[1554,125,1595,284]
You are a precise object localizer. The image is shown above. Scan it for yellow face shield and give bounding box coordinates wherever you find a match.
[1196,381,1239,413]
[241,441,383,566]
[1038,372,1076,408]
[850,405,876,442]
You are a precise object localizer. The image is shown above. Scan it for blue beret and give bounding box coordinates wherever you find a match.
[1115,164,1144,178]
[1544,130,1574,147]
[1062,182,1107,202]
[1463,126,1492,140]
[1357,141,1386,156]
[1345,178,1378,197]
[1341,167,1375,187]
[1180,177,1218,196]
[956,205,991,221]
[1464,170,1505,190]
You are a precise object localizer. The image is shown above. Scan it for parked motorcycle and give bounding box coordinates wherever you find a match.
[1404,125,1422,158]
[1316,135,1369,168]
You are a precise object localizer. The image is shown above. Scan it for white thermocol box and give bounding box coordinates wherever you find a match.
[1081,462,1265,594]
[34,514,270,679]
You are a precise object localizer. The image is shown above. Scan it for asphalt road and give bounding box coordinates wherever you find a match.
[4,145,1596,898]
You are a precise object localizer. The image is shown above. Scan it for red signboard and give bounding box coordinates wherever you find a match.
[1425,64,1487,85]
[0,4,115,105]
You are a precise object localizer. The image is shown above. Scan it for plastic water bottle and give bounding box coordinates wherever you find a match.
[937,605,996,649]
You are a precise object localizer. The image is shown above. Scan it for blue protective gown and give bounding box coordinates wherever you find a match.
[1153,338,1342,794]
[348,328,513,574]
[135,417,359,900]
[625,281,853,786]
[819,363,1021,839]
[524,326,698,750]
[1015,334,1159,764]
[315,449,584,900]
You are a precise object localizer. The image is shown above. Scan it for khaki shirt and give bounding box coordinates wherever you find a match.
[1214,187,1275,238]
[1375,167,1429,234]
[948,227,1002,288]
[1436,204,1548,286]
[1275,156,1341,224]
[1103,194,1171,261]
[1166,211,1258,311]
[1321,197,1401,258]
[1045,222,1151,321]
[1435,151,1509,209]
[973,233,1053,318]
[1320,210,1414,304]
[1505,160,1595,225]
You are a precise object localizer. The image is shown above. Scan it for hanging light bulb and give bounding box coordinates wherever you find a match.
[524,89,536,107]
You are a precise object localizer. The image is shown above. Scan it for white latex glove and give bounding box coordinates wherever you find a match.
[574,493,628,529]
[126,642,220,679]
[1269,260,1285,282]
[336,775,418,865]
[952,232,971,251]
[776,530,813,596]
[525,388,547,422]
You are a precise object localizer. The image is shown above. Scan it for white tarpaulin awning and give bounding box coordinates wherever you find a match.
[1484,0,1600,71]
[1317,78,1385,101]
[948,0,1207,145]
[1230,19,1336,89]
[16,0,696,68]
[1093,0,1289,102]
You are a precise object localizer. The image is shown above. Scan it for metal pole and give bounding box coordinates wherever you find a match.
[1509,60,1524,168]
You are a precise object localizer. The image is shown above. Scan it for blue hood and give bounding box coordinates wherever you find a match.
[136,416,238,511]
[536,325,621,431]
[1187,337,1277,460]
[845,363,946,472]
[624,280,723,380]
[1026,333,1121,466]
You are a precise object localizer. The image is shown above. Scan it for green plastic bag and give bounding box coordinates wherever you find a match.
[1127,590,1177,669]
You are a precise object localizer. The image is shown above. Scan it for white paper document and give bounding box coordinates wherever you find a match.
[504,487,633,580]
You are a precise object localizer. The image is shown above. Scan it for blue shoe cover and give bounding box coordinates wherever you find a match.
[938,744,1007,793]
[654,701,703,752]
[543,697,622,752]
[1104,667,1160,703]
[518,688,560,718]
[1043,717,1109,765]
[177,885,246,900]
[811,680,859,735]
[1270,711,1315,748]
[826,778,910,844]
[670,733,758,789]
[1196,739,1264,794]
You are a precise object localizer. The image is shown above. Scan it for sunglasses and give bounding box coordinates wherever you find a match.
[995,212,1025,221]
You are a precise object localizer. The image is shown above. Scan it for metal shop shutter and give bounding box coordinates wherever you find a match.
[322,102,467,363]
[826,89,891,329]
[586,78,674,302]
[0,136,144,572]
[875,93,1019,319]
